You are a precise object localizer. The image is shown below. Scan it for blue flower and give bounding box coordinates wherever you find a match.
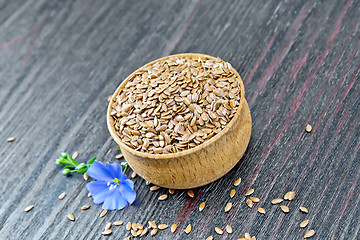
[86,161,136,210]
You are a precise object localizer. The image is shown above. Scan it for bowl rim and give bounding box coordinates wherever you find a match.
[107,53,245,160]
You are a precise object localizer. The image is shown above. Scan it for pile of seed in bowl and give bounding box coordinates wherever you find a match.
[109,56,242,154]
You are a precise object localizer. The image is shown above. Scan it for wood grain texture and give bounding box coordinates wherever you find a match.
[0,0,359,239]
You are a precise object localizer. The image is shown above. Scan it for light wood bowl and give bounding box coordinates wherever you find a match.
[107,53,251,189]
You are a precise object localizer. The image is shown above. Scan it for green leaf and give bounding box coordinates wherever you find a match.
[88,156,97,165]
[116,147,121,151]
[77,168,88,173]
[62,168,71,175]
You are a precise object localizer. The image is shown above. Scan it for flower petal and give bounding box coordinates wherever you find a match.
[107,163,124,179]
[119,180,136,204]
[122,179,134,190]
[86,181,111,204]
[102,190,127,210]
[86,161,114,181]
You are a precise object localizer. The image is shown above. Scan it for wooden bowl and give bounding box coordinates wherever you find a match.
[107,53,251,189]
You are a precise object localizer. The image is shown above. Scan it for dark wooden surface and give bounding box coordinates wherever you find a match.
[0,0,359,239]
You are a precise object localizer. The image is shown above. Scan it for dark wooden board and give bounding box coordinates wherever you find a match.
[0,0,359,239]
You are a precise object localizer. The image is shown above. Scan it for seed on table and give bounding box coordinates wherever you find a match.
[169,188,175,194]
[300,206,309,213]
[24,205,34,212]
[300,220,309,228]
[245,189,254,196]
[146,180,151,185]
[137,224,143,229]
[67,214,75,221]
[131,171,137,178]
[199,202,206,211]
[246,199,253,208]
[251,237,256,240]
[304,229,315,238]
[105,222,112,230]
[226,225,233,234]
[72,152,79,159]
[100,209,108,218]
[237,238,247,240]
[140,227,148,237]
[187,190,194,198]
[230,189,236,198]
[245,232,251,239]
[234,178,241,186]
[124,237,130,240]
[131,229,138,237]
[284,191,295,200]
[150,185,160,191]
[116,153,123,159]
[215,227,223,235]
[185,224,192,234]
[81,205,90,210]
[83,173,89,181]
[280,205,289,213]
[206,236,213,240]
[225,202,233,212]
[306,124,312,133]
[102,229,112,236]
[58,192,66,200]
[158,224,168,230]
[158,194,168,200]
[151,228,158,236]
[136,229,143,236]
[258,208,266,214]
[7,137,15,142]
[271,198,283,204]
[88,192,92,197]
[148,221,157,229]
[132,223,138,231]
[171,224,177,232]
[249,197,260,203]
[126,222,132,231]
[114,220,123,226]
[107,95,112,102]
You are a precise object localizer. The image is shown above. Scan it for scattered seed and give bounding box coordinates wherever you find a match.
[284,191,295,200]
[171,224,177,233]
[245,189,254,196]
[246,199,253,208]
[215,227,223,235]
[107,95,113,102]
[140,227,148,237]
[234,178,241,186]
[67,214,75,221]
[226,225,233,234]
[251,237,256,240]
[258,208,266,214]
[187,190,194,198]
[116,153,124,159]
[124,237,130,240]
[306,124,312,133]
[58,192,66,200]
[280,205,289,213]
[137,229,143,236]
[158,194,168,200]
[102,229,112,236]
[81,205,90,210]
[271,198,283,205]
[300,206,309,213]
[230,189,236,198]
[132,223,138,231]
[131,171,137,178]
[245,232,251,239]
[83,172,89,181]
[24,205,34,212]
[148,221,157,229]
[114,220,123,226]
[300,220,309,228]
[151,228,158,236]
[304,230,315,238]
[137,224,143,229]
[237,238,247,240]
[150,185,160,191]
[100,209,108,218]
[131,229,138,237]
[169,188,175,194]
[146,180,151,185]
[72,152,79,159]
[199,202,206,211]
[7,137,15,142]
[126,222,132,231]
[206,236,213,240]
[158,224,168,230]
[105,222,112,230]
[249,197,260,203]
[185,224,192,234]
[88,192,92,197]
[225,202,233,212]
